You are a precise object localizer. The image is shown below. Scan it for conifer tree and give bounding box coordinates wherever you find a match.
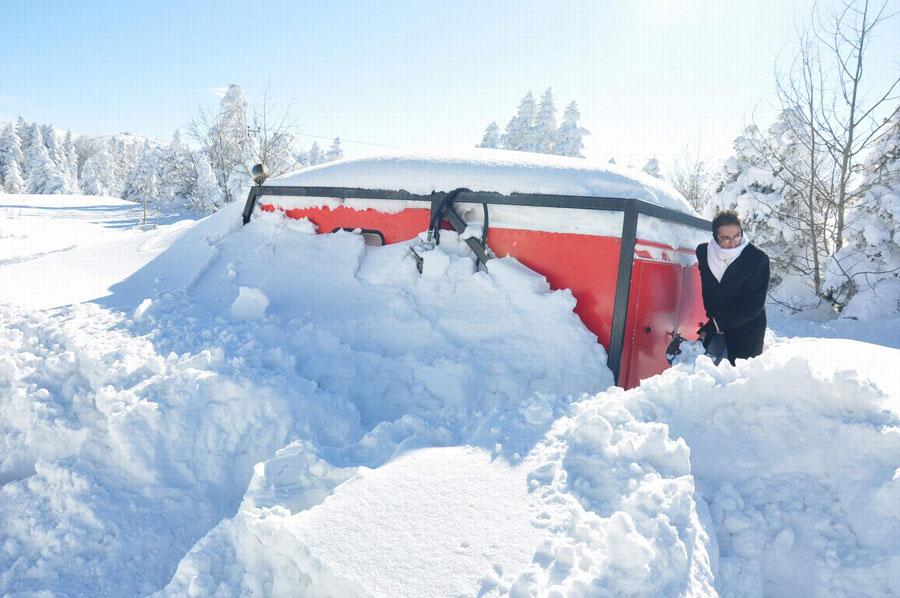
[189,83,250,203]
[308,141,323,166]
[19,123,40,180]
[128,141,161,225]
[534,88,557,154]
[555,101,589,158]
[642,157,661,178]
[80,149,119,196]
[63,131,79,193]
[157,130,193,203]
[41,125,67,174]
[325,137,343,162]
[477,122,501,149]
[0,124,25,191]
[707,110,829,302]
[24,127,66,194]
[15,117,28,146]
[825,107,900,312]
[3,159,24,193]
[191,153,224,212]
[502,91,537,152]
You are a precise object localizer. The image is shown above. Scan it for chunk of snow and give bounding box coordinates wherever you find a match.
[133,298,152,320]
[230,286,270,320]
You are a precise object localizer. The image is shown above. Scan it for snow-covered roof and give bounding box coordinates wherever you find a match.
[267,148,697,215]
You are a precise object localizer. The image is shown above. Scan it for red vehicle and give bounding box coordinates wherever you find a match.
[242,151,709,389]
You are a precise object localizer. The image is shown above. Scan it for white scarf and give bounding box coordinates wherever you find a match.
[707,235,749,282]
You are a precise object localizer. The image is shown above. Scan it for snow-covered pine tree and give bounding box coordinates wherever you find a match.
[294,148,310,168]
[308,141,323,166]
[15,117,28,146]
[227,167,248,206]
[157,130,194,204]
[502,91,537,152]
[765,108,831,295]
[24,126,66,194]
[825,107,900,316]
[190,153,224,212]
[533,87,557,154]
[210,84,250,202]
[109,137,143,198]
[0,124,25,192]
[642,157,661,178]
[80,149,119,197]
[19,122,39,181]
[41,125,67,170]
[63,131,79,193]
[127,141,161,225]
[555,101,589,158]
[707,110,828,306]
[477,122,501,149]
[3,158,24,193]
[325,137,343,162]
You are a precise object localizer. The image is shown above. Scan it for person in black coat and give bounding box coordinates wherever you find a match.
[696,210,770,364]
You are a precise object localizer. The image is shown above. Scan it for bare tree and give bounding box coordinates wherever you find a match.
[668,138,711,212]
[745,0,899,297]
[247,86,301,178]
[766,24,833,295]
[188,84,300,204]
[815,0,900,250]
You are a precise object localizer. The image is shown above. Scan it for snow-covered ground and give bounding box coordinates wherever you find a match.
[1,193,898,597]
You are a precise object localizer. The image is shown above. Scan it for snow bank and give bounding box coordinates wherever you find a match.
[267,147,696,215]
[161,404,717,597]
[3,194,899,597]
[1,200,612,595]
[623,341,900,596]
[0,193,197,308]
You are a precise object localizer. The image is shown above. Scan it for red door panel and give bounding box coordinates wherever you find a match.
[487,229,620,349]
[258,203,431,244]
[621,260,683,389]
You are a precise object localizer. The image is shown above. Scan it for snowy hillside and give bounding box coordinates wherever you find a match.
[1,193,898,596]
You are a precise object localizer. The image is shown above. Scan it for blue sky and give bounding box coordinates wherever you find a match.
[2,0,898,169]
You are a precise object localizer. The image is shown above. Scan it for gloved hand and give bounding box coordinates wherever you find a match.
[697,320,714,343]
[704,330,728,365]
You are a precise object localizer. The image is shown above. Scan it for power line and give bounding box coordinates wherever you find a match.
[295,132,400,148]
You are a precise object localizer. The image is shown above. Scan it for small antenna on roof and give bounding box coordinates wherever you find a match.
[251,163,268,186]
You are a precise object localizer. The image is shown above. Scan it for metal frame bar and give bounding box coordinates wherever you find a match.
[607,204,639,384]
[242,185,710,385]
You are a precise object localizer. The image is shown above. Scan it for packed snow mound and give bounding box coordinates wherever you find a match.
[268,147,696,215]
[4,194,900,597]
[160,411,716,597]
[160,334,900,597]
[624,340,900,596]
[0,201,613,595]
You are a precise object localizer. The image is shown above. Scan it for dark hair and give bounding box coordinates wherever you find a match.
[711,209,742,239]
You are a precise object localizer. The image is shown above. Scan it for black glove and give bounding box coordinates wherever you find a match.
[697,320,721,350]
[666,333,685,364]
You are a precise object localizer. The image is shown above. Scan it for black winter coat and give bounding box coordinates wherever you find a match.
[696,242,770,363]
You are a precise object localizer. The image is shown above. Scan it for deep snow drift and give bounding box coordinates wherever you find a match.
[1,193,899,597]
